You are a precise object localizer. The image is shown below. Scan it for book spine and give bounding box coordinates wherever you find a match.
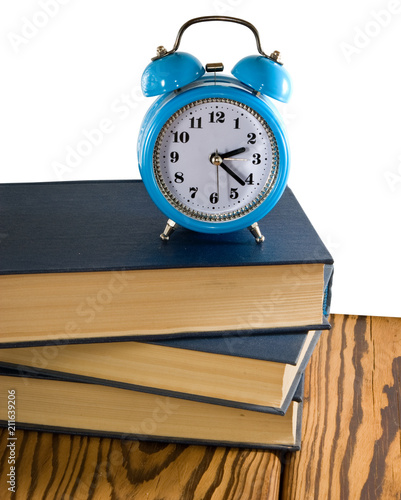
[323,265,334,318]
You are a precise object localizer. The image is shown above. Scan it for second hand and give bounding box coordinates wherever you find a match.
[216,150,220,201]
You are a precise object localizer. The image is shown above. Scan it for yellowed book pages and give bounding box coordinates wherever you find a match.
[0,263,324,344]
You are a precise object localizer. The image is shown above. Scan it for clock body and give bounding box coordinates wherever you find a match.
[138,74,290,234]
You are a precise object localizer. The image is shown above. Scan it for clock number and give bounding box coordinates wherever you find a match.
[189,117,202,129]
[209,111,225,123]
[233,117,240,129]
[247,133,257,144]
[174,172,184,183]
[172,131,190,143]
[170,151,179,163]
[252,153,261,165]
[230,188,239,199]
[210,192,219,204]
[189,187,198,198]
[245,173,254,185]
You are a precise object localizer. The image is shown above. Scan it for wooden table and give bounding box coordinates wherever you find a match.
[1,315,400,499]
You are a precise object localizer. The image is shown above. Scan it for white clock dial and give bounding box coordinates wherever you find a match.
[153,98,279,222]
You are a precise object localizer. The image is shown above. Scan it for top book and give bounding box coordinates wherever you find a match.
[0,180,333,345]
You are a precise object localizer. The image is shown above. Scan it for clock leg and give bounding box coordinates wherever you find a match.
[248,222,265,243]
[160,219,178,241]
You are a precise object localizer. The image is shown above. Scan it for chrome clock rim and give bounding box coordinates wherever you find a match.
[153,97,279,223]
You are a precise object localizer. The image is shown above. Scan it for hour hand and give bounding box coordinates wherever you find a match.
[221,147,246,159]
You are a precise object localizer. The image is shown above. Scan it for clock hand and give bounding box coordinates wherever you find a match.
[215,150,220,200]
[221,147,246,159]
[220,161,246,186]
[210,153,246,186]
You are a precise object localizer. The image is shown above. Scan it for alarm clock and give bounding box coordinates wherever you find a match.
[137,16,292,242]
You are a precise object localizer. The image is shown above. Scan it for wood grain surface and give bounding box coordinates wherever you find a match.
[1,314,400,500]
[282,315,401,500]
[0,429,281,500]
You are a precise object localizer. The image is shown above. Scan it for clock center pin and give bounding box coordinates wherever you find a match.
[210,153,223,166]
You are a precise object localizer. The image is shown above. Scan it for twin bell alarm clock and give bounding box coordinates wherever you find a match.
[137,16,292,242]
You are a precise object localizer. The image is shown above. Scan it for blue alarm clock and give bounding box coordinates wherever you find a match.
[138,16,292,242]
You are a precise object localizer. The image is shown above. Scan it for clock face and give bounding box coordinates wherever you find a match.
[153,97,279,222]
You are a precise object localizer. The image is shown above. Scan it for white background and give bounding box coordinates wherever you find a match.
[1,0,400,318]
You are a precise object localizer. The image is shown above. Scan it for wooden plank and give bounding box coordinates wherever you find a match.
[0,428,282,499]
[282,314,401,500]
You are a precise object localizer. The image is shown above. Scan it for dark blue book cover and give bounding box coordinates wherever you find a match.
[0,180,333,274]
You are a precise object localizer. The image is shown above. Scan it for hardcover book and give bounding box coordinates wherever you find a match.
[0,367,305,450]
[0,180,333,345]
[0,330,320,415]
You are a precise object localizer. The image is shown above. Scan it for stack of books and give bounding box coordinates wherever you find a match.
[0,180,333,451]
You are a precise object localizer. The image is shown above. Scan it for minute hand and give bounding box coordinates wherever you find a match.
[220,162,246,186]
[221,147,246,159]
